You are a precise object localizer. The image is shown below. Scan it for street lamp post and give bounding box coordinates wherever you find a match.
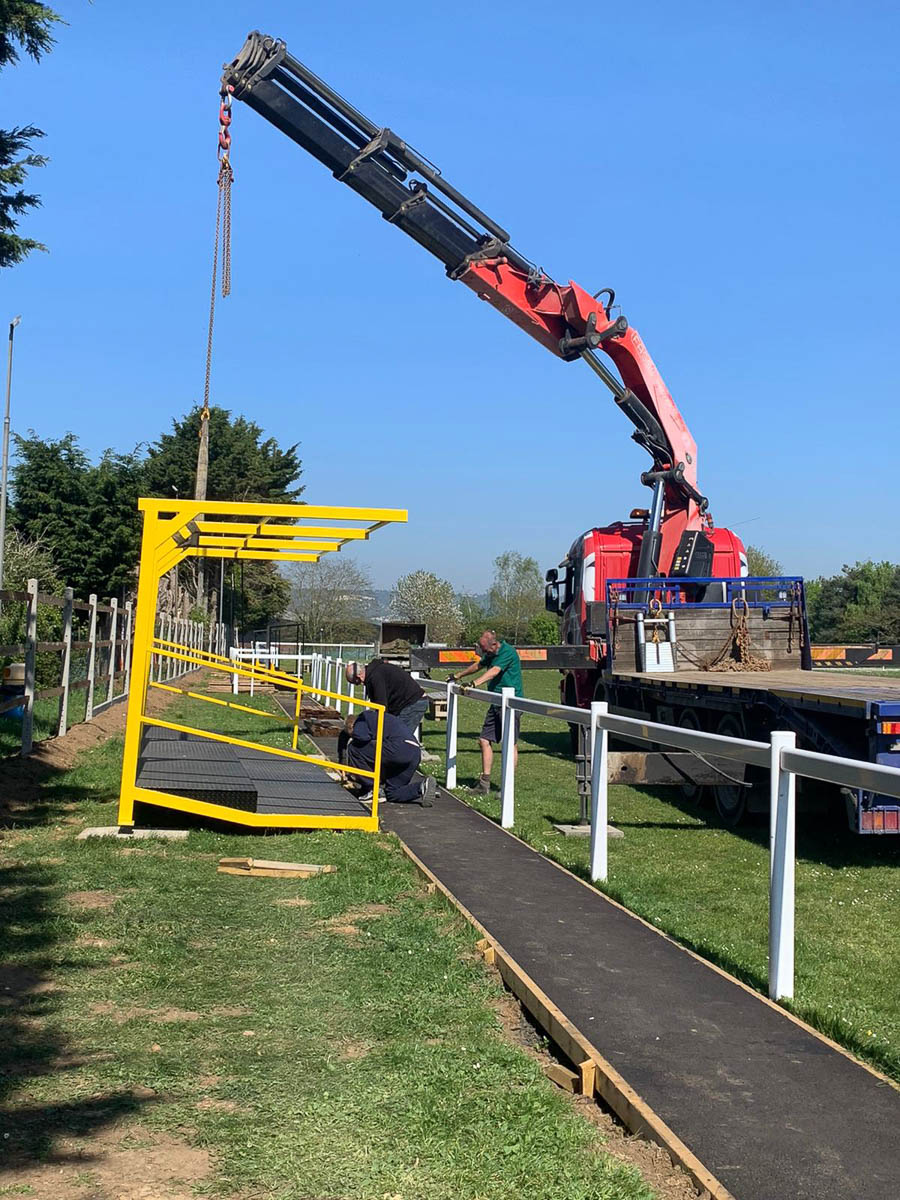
[0,315,22,596]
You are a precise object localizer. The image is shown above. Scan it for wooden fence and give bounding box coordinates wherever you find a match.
[0,579,224,757]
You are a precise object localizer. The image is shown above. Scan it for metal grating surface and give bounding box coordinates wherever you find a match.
[137,726,367,818]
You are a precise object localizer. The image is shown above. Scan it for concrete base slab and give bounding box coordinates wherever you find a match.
[77,826,189,841]
[552,822,625,839]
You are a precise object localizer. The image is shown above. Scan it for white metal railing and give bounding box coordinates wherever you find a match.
[417,677,900,1003]
[228,649,366,716]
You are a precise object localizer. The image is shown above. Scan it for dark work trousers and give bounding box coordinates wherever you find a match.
[397,697,428,737]
[347,738,422,804]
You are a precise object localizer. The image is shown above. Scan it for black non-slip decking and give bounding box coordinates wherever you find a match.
[136,726,366,817]
[382,791,900,1200]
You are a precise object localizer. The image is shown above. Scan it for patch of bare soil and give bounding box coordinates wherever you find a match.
[90,1003,202,1025]
[336,1041,370,1061]
[195,1097,242,1112]
[312,902,392,939]
[66,890,117,910]
[0,1123,211,1200]
[273,896,312,907]
[484,978,702,1200]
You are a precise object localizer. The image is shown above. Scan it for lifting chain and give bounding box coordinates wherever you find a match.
[648,597,664,644]
[201,86,235,422]
[705,598,770,673]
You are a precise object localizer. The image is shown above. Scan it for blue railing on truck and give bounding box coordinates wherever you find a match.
[606,576,806,611]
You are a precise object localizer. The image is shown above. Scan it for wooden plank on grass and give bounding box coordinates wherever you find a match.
[217,857,337,879]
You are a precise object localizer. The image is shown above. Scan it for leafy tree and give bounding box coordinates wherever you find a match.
[391,570,461,644]
[457,593,489,646]
[1,526,59,592]
[746,545,783,577]
[0,3,61,269]
[284,557,374,643]
[807,561,900,643]
[0,528,63,683]
[142,406,302,503]
[141,406,304,628]
[489,550,544,644]
[526,611,560,645]
[236,563,292,635]
[10,433,143,599]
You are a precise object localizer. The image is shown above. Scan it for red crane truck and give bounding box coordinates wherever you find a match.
[221,32,900,833]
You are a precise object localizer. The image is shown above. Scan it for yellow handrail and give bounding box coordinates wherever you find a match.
[147,682,287,721]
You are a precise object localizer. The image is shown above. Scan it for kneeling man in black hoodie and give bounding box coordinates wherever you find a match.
[346,709,435,806]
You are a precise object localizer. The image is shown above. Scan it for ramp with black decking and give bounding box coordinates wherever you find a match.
[136,726,365,818]
[382,789,900,1200]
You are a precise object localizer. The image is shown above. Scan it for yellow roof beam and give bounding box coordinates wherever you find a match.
[139,498,407,523]
[195,521,372,540]
[197,536,342,552]
[192,548,321,563]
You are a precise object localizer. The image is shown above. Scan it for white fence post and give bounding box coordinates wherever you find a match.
[769,730,797,1001]
[21,578,38,756]
[123,600,134,696]
[446,683,459,789]
[85,593,98,721]
[165,613,173,679]
[411,671,423,744]
[334,659,343,715]
[57,587,74,737]
[589,700,609,883]
[499,686,516,828]
[106,597,119,705]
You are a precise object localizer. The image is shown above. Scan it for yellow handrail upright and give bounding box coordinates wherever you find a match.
[117,498,406,832]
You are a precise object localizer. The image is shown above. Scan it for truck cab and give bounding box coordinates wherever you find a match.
[545,522,747,708]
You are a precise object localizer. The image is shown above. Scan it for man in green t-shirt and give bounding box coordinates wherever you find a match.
[451,630,523,794]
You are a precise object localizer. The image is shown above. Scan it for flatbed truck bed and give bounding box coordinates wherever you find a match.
[615,668,900,712]
[604,667,900,832]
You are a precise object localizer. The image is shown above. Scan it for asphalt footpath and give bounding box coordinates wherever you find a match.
[381,787,900,1200]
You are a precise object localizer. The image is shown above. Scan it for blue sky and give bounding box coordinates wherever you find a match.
[3,1,898,591]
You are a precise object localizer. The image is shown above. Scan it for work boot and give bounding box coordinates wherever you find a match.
[467,774,491,796]
[419,776,436,807]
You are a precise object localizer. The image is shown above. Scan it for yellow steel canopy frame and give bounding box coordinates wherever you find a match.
[117,498,407,832]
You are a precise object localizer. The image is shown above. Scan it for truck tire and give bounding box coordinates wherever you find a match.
[676,708,705,804]
[565,677,579,757]
[713,713,749,826]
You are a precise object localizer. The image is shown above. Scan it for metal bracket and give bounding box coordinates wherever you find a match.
[447,236,508,281]
[385,181,429,223]
[559,313,628,359]
[336,127,393,181]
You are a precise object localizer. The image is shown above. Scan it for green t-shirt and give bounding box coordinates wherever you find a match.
[479,641,523,697]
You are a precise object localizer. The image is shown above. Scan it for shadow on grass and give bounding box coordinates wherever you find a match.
[0,861,152,1173]
[0,755,100,832]
[519,729,572,759]
[635,784,900,869]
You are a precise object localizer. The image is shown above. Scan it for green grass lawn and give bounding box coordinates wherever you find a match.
[0,687,655,1200]
[419,671,900,1082]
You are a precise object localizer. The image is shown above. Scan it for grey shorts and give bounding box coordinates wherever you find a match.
[479,704,520,745]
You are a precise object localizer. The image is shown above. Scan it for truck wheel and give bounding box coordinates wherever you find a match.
[676,709,705,804]
[713,714,748,826]
[565,678,579,757]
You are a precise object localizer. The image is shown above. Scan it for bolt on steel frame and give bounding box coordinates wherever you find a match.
[117,497,406,832]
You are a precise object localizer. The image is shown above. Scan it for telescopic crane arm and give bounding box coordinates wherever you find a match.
[222,33,712,572]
